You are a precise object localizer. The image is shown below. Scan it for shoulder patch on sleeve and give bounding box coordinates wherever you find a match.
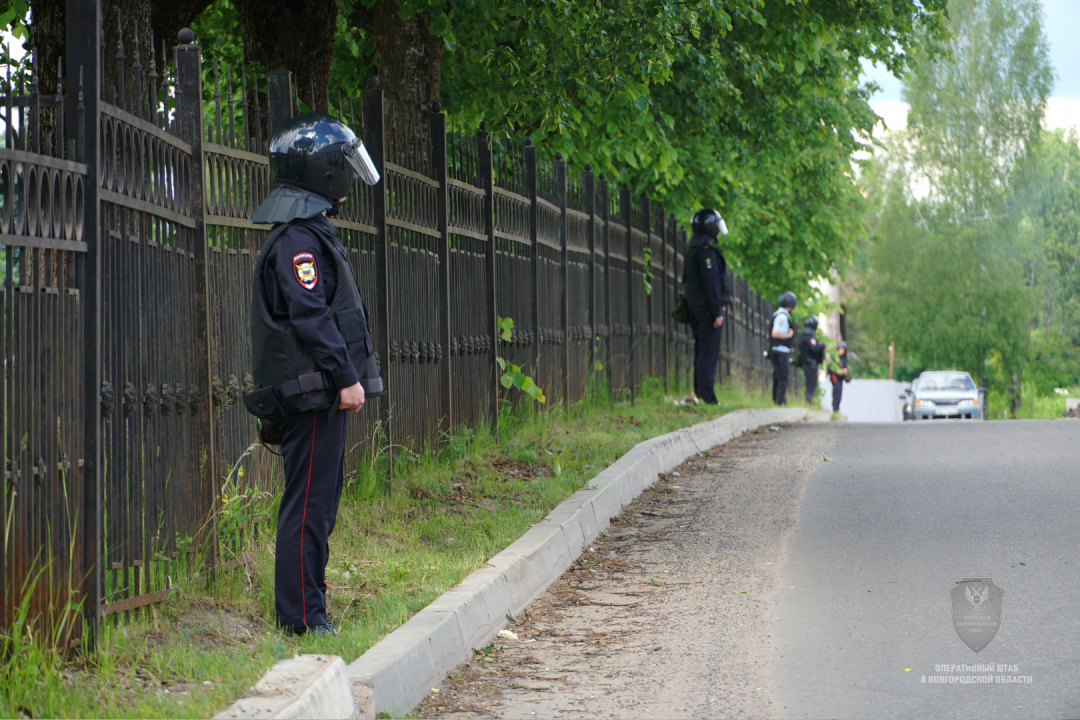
[292,252,318,290]
[704,255,712,268]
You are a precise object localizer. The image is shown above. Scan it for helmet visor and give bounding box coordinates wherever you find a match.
[717,216,729,235]
[343,139,380,185]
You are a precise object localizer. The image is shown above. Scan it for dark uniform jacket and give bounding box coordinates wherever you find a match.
[799,329,825,367]
[683,234,728,320]
[260,215,359,390]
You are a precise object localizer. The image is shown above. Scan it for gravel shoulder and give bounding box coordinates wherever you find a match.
[417,420,839,719]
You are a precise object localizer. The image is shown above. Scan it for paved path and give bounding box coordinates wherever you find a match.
[419,419,1080,719]
[772,420,1080,719]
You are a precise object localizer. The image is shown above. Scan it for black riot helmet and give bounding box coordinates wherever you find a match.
[268,112,379,200]
[777,291,797,309]
[803,316,819,330]
[690,208,728,239]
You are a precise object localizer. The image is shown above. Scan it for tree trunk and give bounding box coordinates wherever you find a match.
[233,0,337,113]
[1008,370,1022,419]
[150,0,216,56]
[27,0,65,95]
[30,0,210,98]
[350,0,443,119]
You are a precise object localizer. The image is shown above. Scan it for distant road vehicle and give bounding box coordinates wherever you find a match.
[911,371,980,420]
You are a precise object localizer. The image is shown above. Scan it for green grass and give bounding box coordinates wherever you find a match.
[2,376,775,719]
[986,382,1080,420]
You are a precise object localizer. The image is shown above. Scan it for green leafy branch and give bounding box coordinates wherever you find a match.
[642,245,655,295]
[496,317,546,404]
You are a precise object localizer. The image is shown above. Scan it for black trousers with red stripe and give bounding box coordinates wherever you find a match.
[275,407,347,630]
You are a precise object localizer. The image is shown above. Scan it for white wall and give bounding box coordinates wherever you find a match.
[821,378,907,422]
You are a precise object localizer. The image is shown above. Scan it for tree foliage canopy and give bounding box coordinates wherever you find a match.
[848,0,1071,407]
[11,0,950,302]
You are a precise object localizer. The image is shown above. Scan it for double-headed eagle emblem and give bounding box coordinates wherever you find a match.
[965,581,989,610]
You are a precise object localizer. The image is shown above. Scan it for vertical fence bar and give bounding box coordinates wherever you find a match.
[641,194,653,382]
[620,184,634,403]
[69,0,102,643]
[363,77,392,491]
[476,123,499,434]
[523,139,539,380]
[665,216,673,390]
[600,176,612,399]
[583,166,596,396]
[658,203,668,391]
[174,29,217,577]
[429,104,453,437]
[554,154,569,406]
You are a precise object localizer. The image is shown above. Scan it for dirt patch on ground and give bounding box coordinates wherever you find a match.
[417,421,838,719]
[167,598,266,650]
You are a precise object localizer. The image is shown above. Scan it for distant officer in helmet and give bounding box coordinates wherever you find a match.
[825,340,851,412]
[798,316,825,404]
[683,208,730,404]
[244,112,382,636]
[770,292,797,405]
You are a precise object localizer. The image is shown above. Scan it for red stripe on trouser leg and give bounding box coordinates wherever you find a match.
[300,411,316,626]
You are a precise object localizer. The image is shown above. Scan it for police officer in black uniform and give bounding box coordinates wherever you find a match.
[244,113,382,636]
[799,316,825,404]
[683,208,730,404]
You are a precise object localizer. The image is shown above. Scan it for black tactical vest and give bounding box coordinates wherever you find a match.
[250,219,384,414]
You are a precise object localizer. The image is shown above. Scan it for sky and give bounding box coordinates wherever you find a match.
[861,0,1080,135]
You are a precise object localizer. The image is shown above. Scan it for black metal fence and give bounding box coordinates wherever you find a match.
[1,0,780,642]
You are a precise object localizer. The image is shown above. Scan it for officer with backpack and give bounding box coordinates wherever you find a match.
[244,113,382,636]
[682,208,730,404]
[798,316,825,404]
[770,292,796,405]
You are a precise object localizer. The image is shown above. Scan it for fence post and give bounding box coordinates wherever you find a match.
[524,139,540,380]
[363,77,393,492]
[173,28,218,580]
[657,203,667,392]
[69,0,103,642]
[476,123,499,435]
[668,216,678,390]
[554,153,569,405]
[266,70,293,135]
[620,184,634,403]
[641,194,653,383]
[583,166,596,396]
[429,104,453,437]
[600,175,613,400]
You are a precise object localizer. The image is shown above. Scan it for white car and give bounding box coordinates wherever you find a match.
[912,371,980,420]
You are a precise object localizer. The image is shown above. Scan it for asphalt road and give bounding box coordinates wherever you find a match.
[771,420,1080,719]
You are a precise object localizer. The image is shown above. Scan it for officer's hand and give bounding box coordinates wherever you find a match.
[339,382,365,413]
[712,316,723,329]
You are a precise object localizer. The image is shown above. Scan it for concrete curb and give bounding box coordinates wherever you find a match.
[348,406,810,716]
[214,654,375,720]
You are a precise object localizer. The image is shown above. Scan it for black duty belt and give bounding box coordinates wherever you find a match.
[277,371,334,398]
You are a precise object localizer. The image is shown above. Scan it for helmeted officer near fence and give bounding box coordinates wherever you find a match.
[799,316,825,404]
[244,112,382,636]
[683,208,730,404]
[770,292,796,405]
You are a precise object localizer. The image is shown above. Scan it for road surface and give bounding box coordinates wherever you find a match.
[420,419,1080,719]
